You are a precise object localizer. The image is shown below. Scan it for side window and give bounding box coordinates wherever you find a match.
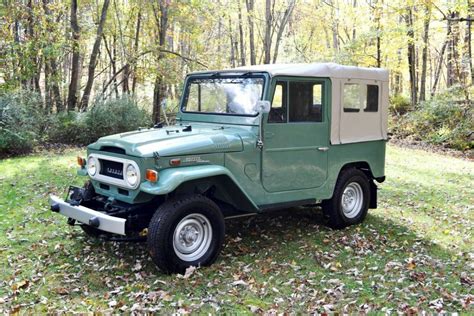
[269,81,287,123]
[365,85,379,112]
[343,83,364,112]
[288,81,323,122]
[344,83,379,113]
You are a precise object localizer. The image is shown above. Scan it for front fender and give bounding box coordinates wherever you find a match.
[139,165,258,209]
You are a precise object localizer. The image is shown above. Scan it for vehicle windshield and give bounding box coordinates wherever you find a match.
[182,75,264,116]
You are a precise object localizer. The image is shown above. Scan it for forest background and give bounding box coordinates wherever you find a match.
[0,0,473,156]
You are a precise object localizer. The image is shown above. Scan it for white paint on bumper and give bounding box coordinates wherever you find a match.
[49,195,126,235]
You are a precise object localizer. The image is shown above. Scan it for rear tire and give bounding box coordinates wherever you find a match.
[147,194,225,274]
[322,168,370,229]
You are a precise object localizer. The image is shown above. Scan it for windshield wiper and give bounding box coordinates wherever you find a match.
[240,71,253,77]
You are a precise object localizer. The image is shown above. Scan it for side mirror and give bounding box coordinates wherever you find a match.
[256,100,271,114]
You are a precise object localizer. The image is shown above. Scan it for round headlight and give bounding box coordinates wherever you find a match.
[87,156,97,176]
[126,164,138,186]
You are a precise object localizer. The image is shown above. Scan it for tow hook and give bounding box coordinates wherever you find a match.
[67,218,76,226]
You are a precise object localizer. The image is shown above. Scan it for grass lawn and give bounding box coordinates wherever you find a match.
[0,145,472,313]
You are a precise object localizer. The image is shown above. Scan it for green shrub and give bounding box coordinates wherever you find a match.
[391,86,473,151]
[47,111,89,145]
[1,93,152,156]
[83,96,152,143]
[47,96,152,145]
[0,91,46,155]
[389,94,411,115]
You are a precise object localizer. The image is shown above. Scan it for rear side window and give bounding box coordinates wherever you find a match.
[343,84,364,112]
[365,85,379,112]
[343,83,379,112]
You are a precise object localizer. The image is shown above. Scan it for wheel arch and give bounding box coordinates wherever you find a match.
[139,165,259,214]
[334,161,380,209]
[172,175,259,214]
[338,161,385,183]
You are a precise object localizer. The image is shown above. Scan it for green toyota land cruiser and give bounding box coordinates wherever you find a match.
[50,63,389,274]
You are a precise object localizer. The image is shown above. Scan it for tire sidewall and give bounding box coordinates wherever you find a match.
[148,196,225,273]
[336,173,370,226]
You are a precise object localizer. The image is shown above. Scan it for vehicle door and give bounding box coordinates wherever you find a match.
[261,77,329,192]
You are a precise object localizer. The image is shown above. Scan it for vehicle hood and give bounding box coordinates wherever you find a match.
[88,124,247,158]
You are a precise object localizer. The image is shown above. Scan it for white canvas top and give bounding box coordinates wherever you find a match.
[230,63,389,81]
[191,63,388,82]
[190,62,390,145]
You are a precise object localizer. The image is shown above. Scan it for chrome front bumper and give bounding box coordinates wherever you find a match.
[49,195,126,235]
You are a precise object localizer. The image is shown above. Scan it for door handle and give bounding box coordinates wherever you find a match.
[317,147,329,152]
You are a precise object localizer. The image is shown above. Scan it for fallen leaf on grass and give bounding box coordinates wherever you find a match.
[406,260,416,270]
[231,280,248,286]
[460,272,473,286]
[410,271,426,282]
[11,280,29,291]
[177,266,196,279]
[248,305,262,313]
[55,288,69,295]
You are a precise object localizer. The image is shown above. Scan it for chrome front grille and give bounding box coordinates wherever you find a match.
[88,153,140,189]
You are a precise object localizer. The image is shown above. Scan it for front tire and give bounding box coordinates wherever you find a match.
[147,195,225,274]
[80,225,103,238]
[322,168,370,229]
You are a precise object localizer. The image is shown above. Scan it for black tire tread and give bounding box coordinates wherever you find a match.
[322,168,370,229]
[80,225,102,238]
[147,194,225,274]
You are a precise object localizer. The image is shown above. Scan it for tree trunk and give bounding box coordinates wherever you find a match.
[80,0,111,111]
[245,0,256,65]
[229,17,236,68]
[263,0,272,64]
[447,11,460,87]
[152,0,169,124]
[237,0,246,66]
[102,34,119,98]
[393,46,403,95]
[42,0,64,111]
[432,37,449,96]
[467,1,474,86]
[44,60,52,113]
[27,0,42,97]
[50,59,63,111]
[406,6,417,106]
[67,0,80,111]
[272,0,296,64]
[352,0,357,40]
[374,0,382,68]
[132,11,142,94]
[328,0,339,54]
[419,4,431,102]
[462,5,473,88]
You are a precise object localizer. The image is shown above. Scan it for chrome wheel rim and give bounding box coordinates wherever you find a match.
[341,182,364,218]
[173,213,212,261]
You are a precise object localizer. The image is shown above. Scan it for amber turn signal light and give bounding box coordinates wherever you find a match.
[77,156,86,167]
[146,169,159,182]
